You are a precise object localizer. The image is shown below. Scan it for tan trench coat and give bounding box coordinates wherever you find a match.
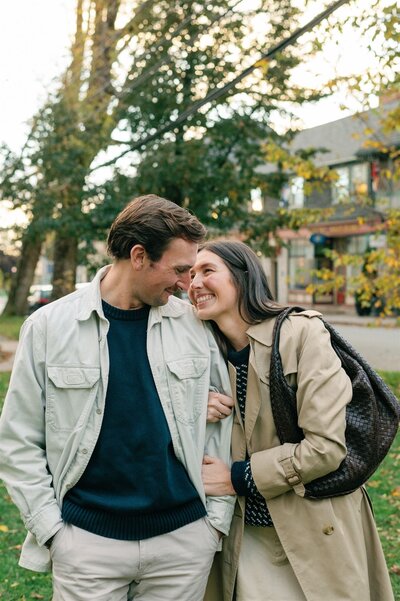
[205,311,394,601]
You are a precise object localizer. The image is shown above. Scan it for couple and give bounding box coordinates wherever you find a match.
[0,195,393,601]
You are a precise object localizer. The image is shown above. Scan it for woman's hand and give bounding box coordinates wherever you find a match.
[202,455,236,496]
[207,391,234,423]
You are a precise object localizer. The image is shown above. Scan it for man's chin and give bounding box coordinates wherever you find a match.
[152,292,173,307]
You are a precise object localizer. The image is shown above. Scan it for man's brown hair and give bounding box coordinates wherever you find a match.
[107,194,206,261]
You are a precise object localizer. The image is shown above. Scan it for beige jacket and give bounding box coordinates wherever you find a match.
[205,310,394,601]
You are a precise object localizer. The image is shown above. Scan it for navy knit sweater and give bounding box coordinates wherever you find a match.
[62,301,205,540]
[229,344,273,527]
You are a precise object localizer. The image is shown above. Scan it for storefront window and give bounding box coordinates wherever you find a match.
[346,234,369,255]
[288,239,314,289]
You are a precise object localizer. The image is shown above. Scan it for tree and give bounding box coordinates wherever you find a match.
[2,0,333,314]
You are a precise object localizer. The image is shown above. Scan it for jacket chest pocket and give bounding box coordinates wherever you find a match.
[46,365,100,432]
[166,357,208,424]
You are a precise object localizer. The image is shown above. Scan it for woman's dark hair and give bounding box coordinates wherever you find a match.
[107,194,206,261]
[200,240,286,325]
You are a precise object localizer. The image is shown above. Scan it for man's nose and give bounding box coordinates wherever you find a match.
[177,271,191,291]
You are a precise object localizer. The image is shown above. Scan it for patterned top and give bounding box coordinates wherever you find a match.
[228,345,273,527]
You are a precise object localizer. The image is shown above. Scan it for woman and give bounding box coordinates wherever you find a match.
[188,240,394,601]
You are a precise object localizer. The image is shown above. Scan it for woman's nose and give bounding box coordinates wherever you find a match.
[190,272,202,288]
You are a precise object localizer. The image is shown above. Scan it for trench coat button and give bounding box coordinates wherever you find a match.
[96,408,102,414]
[81,448,88,454]
[323,525,335,535]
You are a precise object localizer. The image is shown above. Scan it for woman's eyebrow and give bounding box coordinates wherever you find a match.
[191,261,212,273]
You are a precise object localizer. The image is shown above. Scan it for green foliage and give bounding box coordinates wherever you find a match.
[369,371,400,598]
[0,317,25,341]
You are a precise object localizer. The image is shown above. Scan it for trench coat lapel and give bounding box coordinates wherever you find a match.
[228,362,243,428]
[244,319,275,445]
[244,357,261,445]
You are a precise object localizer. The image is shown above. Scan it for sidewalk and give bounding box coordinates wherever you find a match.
[317,313,398,328]
[307,305,399,328]
[0,336,18,372]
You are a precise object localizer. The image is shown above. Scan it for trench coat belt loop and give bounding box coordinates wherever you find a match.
[279,456,306,496]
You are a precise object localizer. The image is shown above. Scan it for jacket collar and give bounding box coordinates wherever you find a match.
[77,265,110,321]
[148,296,191,328]
[76,265,190,323]
[246,318,275,347]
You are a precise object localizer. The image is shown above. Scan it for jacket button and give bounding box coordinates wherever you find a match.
[81,448,88,454]
[96,408,102,414]
[323,525,334,535]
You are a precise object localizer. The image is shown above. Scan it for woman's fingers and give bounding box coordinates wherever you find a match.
[207,392,234,422]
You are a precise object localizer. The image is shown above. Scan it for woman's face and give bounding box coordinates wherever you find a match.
[189,249,239,323]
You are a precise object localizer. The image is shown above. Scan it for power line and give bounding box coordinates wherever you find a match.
[92,0,351,171]
[115,0,244,104]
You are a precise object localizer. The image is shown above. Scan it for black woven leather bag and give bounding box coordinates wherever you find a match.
[269,306,400,499]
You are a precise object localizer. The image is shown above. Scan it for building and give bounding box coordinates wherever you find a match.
[263,97,400,308]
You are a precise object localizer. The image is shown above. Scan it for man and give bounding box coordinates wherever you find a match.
[0,195,234,601]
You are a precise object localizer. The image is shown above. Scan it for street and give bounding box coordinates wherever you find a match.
[329,323,400,372]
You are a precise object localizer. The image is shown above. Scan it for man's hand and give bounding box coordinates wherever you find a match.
[202,455,236,496]
[207,392,234,423]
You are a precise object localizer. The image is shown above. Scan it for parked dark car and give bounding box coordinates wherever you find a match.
[27,285,53,313]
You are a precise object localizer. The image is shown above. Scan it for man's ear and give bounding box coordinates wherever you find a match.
[130,245,146,270]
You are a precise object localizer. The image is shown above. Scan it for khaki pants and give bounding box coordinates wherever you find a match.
[50,518,219,601]
[236,525,307,601]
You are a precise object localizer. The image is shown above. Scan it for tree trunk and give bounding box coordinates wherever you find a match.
[51,235,78,300]
[3,237,43,316]
[50,0,120,296]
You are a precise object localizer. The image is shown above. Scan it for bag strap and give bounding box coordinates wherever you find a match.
[269,306,306,445]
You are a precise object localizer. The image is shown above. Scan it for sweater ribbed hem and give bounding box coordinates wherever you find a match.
[62,497,206,540]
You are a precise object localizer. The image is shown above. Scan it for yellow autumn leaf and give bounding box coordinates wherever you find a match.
[391,487,400,497]
[0,524,9,532]
[255,58,269,76]
[366,480,380,488]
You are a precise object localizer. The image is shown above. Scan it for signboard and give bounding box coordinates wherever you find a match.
[310,233,327,245]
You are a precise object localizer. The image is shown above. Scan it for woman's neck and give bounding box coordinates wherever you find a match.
[216,315,249,351]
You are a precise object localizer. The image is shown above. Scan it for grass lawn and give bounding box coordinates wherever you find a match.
[0,371,399,600]
[0,317,26,342]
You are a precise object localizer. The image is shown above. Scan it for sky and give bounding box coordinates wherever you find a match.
[0,0,76,153]
[0,1,378,154]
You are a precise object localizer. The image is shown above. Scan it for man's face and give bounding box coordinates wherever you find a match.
[137,238,198,307]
